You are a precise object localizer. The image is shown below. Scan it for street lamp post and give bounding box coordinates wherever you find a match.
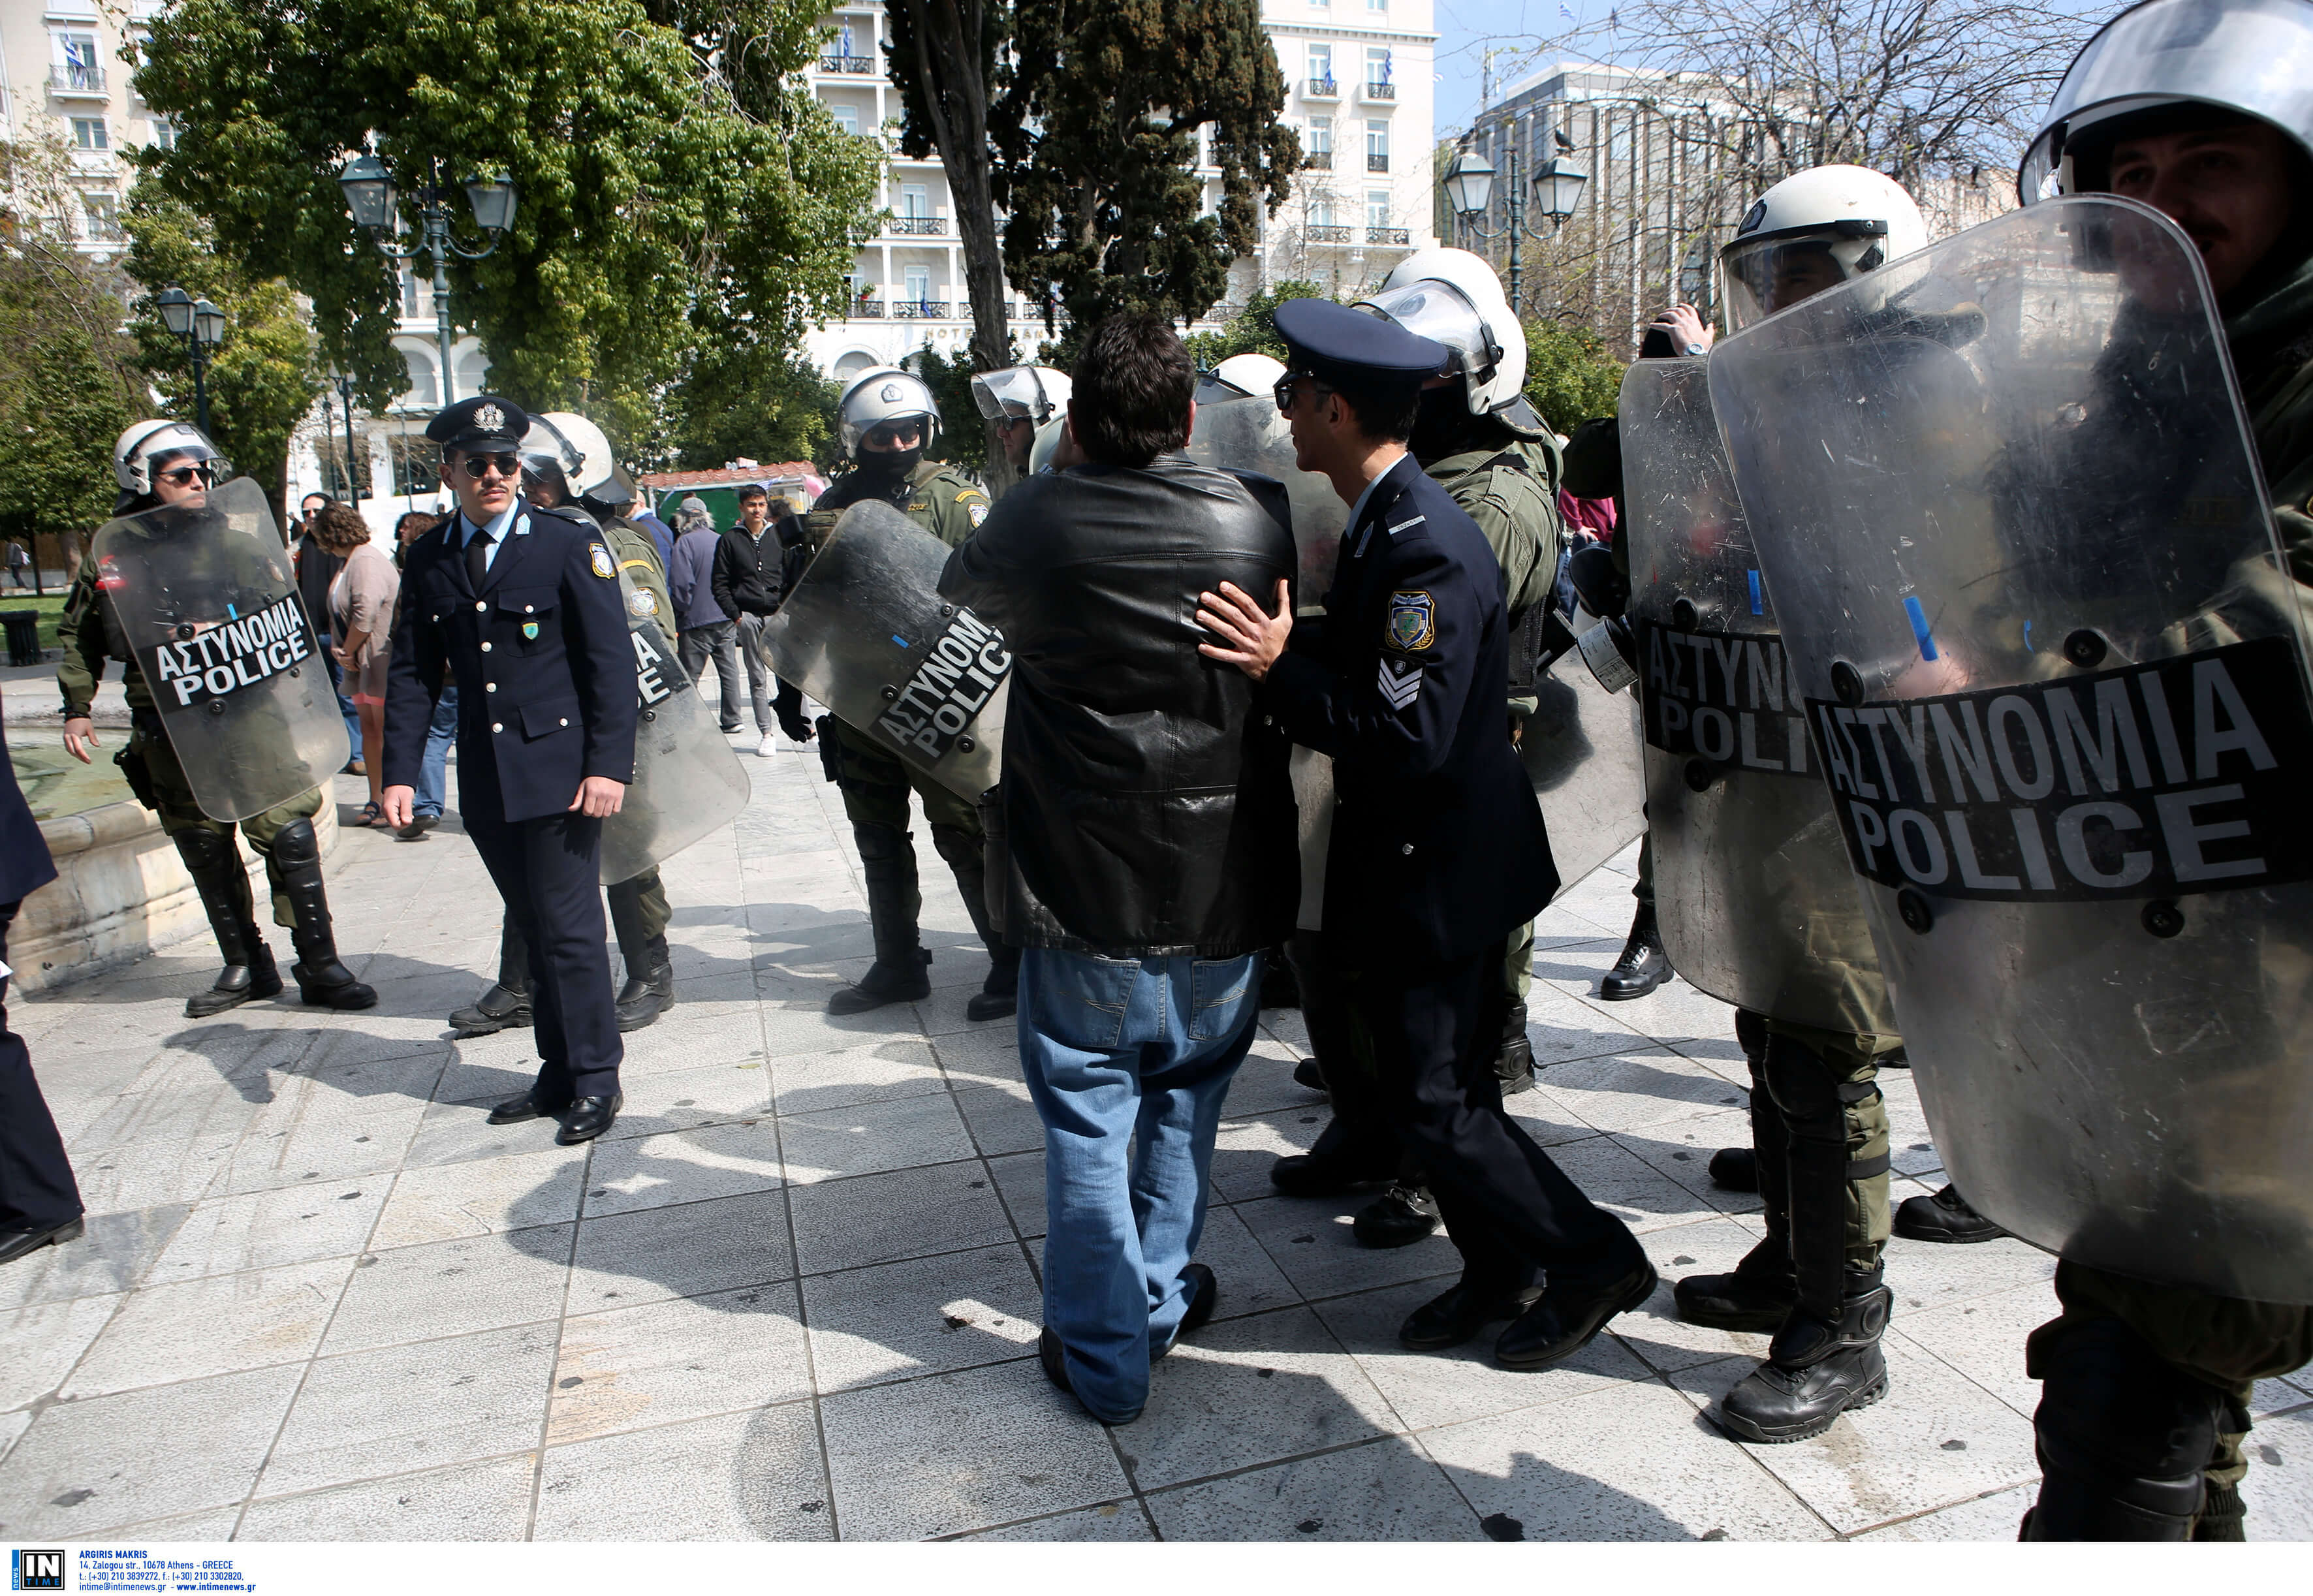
[337,153,516,409]
[1441,139,1589,318]
[154,285,228,436]
[326,368,362,505]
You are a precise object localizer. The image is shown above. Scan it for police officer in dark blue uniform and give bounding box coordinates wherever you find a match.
[1197,299,1653,1368]
[381,397,638,1144]
[0,698,84,1266]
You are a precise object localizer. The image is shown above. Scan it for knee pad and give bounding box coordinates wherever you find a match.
[851,822,911,865]
[929,824,983,872]
[2029,1315,2223,1536]
[172,826,234,875]
[269,818,320,870]
[1761,1033,1842,1129]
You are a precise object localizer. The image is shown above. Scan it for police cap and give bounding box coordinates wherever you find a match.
[1274,297,1451,392]
[427,395,530,454]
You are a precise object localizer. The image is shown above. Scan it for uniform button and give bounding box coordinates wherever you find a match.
[559,718,568,727]
[1400,843,1413,855]
[492,722,503,733]
[524,604,535,613]
[485,683,496,693]
[480,641,492,652]
[475,601,486,612]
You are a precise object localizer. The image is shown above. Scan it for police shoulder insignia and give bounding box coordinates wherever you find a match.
[590,544,614,580]
[1387,589,1436,651]
[627,587,657,617]
[968,501,989,527]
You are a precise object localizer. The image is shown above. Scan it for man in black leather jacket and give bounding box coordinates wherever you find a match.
[940,313,1297,1425]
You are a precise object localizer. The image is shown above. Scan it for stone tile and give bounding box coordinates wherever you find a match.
[1423,1377,1829,1541]
[1524,992,1654,1070]
[85,1505,248,1541]
[580,1121,784,1218]
[0,1365,303,1539]
[1669,1338,2039,1536]
[567,1189,795,1313]
[0,1410,28,1470]
[1206,1112,1324,1205]
[238,1454,535,1541]
[1614,1108,1765,1218]
[953,1500,1154,1541]
[1148,1435,1484,1541]
[2245,1405,2313,1540]
[819,1360,1131,1541]
[1534,1047,1753,1138]
[788,1160,1015,1277]
[147,1180,390,1283]
[1118,1306,1400,1490]
[1312,1277,1656,1433]
[984,1150,1046,1238]
[1611,1215,1776,1376]
[0,1204,193,1312]
[260,1321,559,1497]
[1184,1205,1302,1322]
[0,1294,121,1413]
[68,1136,236,1216]
[547,1281,810,1445]
[208,1099,429,1198]
[323,1227,573,1354]
[63,1257,349,1397]
[951,1083,1045,1157]
[597,1058,780,1139]
[1883,1230,2057,1317]
[804,1243,1042,1392]
[535,1400,832,1541]
[1542,1134,1729,1236]
[1855,1484,2034,1541]
[1569,977,1740,1048]
[400,1098,569,1168]
[778,1091,975,1185]
[1232,1193,1461,1302]
[369,1144,588,1249]
[1212,1040,1327,1120]
[768,1038,946,1116]
[1891,1279,2059,1419]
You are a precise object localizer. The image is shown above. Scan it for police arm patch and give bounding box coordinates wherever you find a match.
[1386,589,1436,651]
[968,501,989,527]
[1378,658,1423,709]
[590,544,615,580]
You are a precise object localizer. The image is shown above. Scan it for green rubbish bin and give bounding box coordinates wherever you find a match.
[1,610,39,668]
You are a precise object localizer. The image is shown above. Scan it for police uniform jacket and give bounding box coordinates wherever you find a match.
[1263,452,1555,964]
[0,710,57,907]
[382,505,637,824]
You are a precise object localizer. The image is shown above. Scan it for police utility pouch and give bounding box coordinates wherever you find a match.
[115,744,159,811]
[816,714,842,783]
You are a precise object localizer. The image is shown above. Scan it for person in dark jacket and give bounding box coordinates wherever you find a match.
[941,313,1297,1426]
[669,493,745,734]
[708,485,788,755]
[0,700,84,1267]
[1198,298,1652,1371]
[296,493,362,774]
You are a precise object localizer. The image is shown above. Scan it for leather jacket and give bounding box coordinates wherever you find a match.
[939,454,1299,957]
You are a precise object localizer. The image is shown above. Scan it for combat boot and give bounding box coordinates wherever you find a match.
[1895,1183,2007,1243]
[614,933,676,1033]
[272,820,377,1010]
[2022,1315,2224,1540]
[1707,1146,1759,1191]
[1353,1182,1440,1248]
[932,822,1016,1022]
[173,828,283,1018]
[1675,1234,1797,1332]
[1493,1000,1535,1094]
[1716,1266,1893,1443]
[1599,902,1669,1000]
[832,823,932,1015]
[452,922,532,1035]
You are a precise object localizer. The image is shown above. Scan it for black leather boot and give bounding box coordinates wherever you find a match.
[452,922,532,1034]
[1717,1266,1893,1442]
[1707,1146,1759,1191]
[2022,1315,2224,1540]
[1895,1183,2009,1243]
[271,819,377,1010]
[934,822,1016,1022]
[1675,1234,1798,1332]
[614,933,676,1033]
[830,823,933,1015]
[1353,1182,1441,1248]
[1493,999,1535,1095]
[174,828,283,1018]
[1599,901,1670,1000]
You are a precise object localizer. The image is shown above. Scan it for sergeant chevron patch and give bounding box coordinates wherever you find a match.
[1378,658,1423,710]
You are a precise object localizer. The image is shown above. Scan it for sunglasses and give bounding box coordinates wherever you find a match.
[159,464,219,488]
[1272,373,1334,414]
[864,424,923,448]
[457,453,522,480]
[991,413,1033,432]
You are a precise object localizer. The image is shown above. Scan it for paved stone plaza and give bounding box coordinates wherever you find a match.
[4,742,2310,1543]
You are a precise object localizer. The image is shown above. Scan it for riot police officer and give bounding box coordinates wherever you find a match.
[445,412,685,1036]
[59,422,375,1017]
[970,365,1072,484]
[806,367,1014,1021]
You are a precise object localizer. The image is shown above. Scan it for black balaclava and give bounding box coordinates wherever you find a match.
[853,439,924,495]
[1408,385,1516,467]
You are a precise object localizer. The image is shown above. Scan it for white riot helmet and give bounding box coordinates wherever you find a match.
[1720,166,1929,333]
[2019,0,2313,204]
[837,366,941,456]
[1195,352,1287,407]
[522,412,622,505]
[114,419,228,496]
[1357,247,1526,415]
[969,366,1072,426]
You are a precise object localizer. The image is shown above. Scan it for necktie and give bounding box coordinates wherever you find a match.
[465,524,494,590]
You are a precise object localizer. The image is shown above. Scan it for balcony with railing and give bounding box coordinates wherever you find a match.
[892,300,951,319]
[1303,151,1333,170]
[818,54,875,74]
[1362,80,1397,103]
[849,297,885,318]
[50,63,107,97]
[1365,227,1410,246]
[1367,153,1391,172]
[890,215,947,236]
[1303,77,1340,99]
[1306,225,1353,243]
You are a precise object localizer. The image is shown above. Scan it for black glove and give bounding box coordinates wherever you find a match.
[1566,542,1629,620]
[774,680,813,743]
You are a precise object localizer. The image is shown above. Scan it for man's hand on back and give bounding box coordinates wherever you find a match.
[1195,579,1293,681]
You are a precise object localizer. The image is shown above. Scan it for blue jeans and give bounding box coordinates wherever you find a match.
[333,660,362,764]
[1018,946,1262,1422]
[415,683,459,819]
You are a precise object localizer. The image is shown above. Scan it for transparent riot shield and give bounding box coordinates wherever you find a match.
[1621,358,1893,1033]
[751,500,1009,800]
[1186,392,1345,610]
[599,571,752,884]
[90,477,347,822]
[1710,195,2313,1302]
[1520,652,1645,895]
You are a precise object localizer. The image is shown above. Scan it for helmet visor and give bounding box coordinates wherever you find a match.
[1720,235,1863,332]
[970,368,1048,423]
[1357,279,1493,377]
[2020,0,2313,202]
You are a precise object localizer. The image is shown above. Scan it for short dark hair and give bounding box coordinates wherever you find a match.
[1336,378,1423,445]
[1072,312,1195,467]
[736,483,769,503]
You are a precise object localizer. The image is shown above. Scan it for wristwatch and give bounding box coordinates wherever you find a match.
[1684,340,1708,356]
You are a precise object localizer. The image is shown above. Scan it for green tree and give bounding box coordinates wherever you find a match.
[128,0,879,448]
[0,138,142,566]
[1182,277,1331,368]
[995,1,1300,343]
[1522,319,1626,435]
[123,188,324,525]
[665,343,843,473]
[902,340,1013,473]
